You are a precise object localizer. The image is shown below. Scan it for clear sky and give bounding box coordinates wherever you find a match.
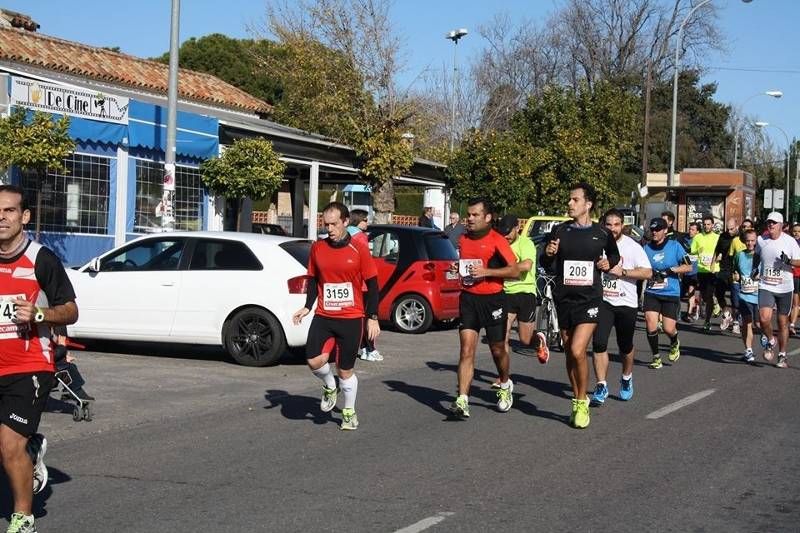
[5,0,798,148]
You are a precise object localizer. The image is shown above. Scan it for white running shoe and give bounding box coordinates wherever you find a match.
[27,433,48,495]
[360,349,383,361]
[731,321,741,336]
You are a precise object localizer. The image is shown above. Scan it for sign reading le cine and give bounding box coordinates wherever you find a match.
[11,78,128,124]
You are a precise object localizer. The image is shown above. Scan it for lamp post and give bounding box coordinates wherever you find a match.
[733,90,782,169]
[162,0,180,231]
[755,121,791,219]
[446,28,468,153]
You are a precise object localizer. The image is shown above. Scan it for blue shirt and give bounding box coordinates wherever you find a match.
[644,239,686,298]
[733,250,758,304]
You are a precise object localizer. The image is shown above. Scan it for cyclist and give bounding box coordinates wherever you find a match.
[755,212,800,368]
[497,215,549,365]
[590,209,652,405]
[643,218,692,369]
[292,202,380,430]
[732,229,759,362]
[450,198,520,418]
[0,184,79,533]
[691,214,723,332]
[541,182,620,429]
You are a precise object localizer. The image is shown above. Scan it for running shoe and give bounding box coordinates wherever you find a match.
[649,356,663,369]
[590,382,608,406]
[763,338,776,362]
[742,349,755,363]
[731,321,741,336]
[536,332,550,364]
[776,353,788,369]
[27,433,47,495]
[703,322,711,333]
[713,303,721,317]
[450,395,470,418]
[572,398,590,429]
[619,376,634,401]
[490,380,501,389]
[496,381,514,412]
[320,386,338,413]
[340,408,359,430]
[668,340,681,363]
[361,349,384,361]
[790,324,797,337]
[7,513,36,533]
[760,334,769,349]
[720,313,732,331]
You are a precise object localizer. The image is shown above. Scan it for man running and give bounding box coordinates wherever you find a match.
[590,209,652,405]
[755,212,800,368]
[0,185,79,533]
[451,198,520,418]
[541,183,620,429]
[728,218,754,336]
[293,202,380,430]
[497,215,549,364]
[683,222,701,322]
[691,214,723,332]
[714,219,739,332]
[732,229,759,362]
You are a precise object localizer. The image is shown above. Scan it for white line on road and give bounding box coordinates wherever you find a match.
[646,389,716,420]
[394,512,455,533]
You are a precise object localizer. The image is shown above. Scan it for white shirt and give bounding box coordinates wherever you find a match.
[602,234,651,308]
[756,233,800,294]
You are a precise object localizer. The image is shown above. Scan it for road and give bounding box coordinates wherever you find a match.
[8,319,800,532]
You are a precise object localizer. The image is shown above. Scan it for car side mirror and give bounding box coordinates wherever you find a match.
[87,257,102,272]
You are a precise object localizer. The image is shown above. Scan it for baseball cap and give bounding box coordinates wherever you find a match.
[649,218,668,232]
[766,211,784,224]
[497,215,519,235]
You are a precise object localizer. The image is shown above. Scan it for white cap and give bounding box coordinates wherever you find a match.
[766,211,784,224]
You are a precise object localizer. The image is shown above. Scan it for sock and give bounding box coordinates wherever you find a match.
[311,363,336,389]
[621,374,632,381]
[597,380,607,387]
[668,333,679,347]
[340,374,358,410]
[647,330,660,356]
[500,380,511,390]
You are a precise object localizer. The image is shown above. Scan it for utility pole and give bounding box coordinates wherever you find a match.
[162,0,180,231]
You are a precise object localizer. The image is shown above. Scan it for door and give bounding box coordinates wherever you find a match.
[368,229,401,290]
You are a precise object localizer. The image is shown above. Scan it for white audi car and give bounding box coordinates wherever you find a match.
[66,232,312,366]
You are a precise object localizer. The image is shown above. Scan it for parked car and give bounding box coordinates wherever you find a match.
[366,225,460,333]
[252,223,288,236]
[66,232,312,367]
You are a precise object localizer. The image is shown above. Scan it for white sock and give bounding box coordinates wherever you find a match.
[598,380,607,387]
[622,374,632,381]
[311,363,336,389]
[340,374,358,410]
[500,379,511,389]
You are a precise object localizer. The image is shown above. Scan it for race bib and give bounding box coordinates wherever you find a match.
[648,280,667,290]
[740,276,758,294]
[0,294,25,325]
[602,276,620,298]
[322,282,354,311]
[564,260,593,286]
[458,259,483,277]
[762,267,783,286]
[699,254,713,267]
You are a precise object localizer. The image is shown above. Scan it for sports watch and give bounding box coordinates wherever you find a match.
[34,307,45,323]
[368,314,379,320]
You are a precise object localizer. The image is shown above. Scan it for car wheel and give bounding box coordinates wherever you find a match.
[392,294,433,334]
[223,307,286,366]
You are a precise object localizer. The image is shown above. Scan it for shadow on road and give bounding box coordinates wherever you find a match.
[262,389,337,426]
[425,360,572,399]
[0,465,71,520]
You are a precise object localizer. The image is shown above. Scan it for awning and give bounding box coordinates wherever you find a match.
[128,100,218,159]
[19,108,128,146]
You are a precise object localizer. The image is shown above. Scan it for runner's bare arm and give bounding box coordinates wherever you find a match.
[13,299,77,325]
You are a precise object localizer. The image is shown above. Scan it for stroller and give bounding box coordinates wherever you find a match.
[51,327,94,422]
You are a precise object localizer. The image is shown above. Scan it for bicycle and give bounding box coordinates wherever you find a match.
[535,267,563,351]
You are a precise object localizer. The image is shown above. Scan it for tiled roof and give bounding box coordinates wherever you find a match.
[0,26,272,115]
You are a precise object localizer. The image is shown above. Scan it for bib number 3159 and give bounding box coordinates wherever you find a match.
[564,260,593,286]
[323,282,354,311]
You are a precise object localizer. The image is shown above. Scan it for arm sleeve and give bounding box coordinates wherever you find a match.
[304,277,318,310]
[34,248,76,306]
[365,277,379,316]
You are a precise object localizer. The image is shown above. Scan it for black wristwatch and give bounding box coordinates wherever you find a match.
[368,314,379,320]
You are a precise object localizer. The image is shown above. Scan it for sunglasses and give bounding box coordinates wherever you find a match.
[767,220,779,226]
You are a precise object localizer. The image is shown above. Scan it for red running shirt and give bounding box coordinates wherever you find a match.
[457,230,518,295]
[308,236,378,319]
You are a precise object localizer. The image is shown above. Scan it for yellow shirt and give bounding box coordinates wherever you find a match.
[729,236,746,257]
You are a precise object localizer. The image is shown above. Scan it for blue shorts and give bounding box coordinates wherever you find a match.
[738,299,759,321]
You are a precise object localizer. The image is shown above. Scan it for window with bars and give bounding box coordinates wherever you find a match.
[19,153,110,234]
[134,160,204,232]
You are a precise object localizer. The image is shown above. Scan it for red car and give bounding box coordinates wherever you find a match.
[366,225,460,333]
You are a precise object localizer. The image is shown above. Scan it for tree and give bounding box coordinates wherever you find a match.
[0,108,75,174]
[200,138,286,229]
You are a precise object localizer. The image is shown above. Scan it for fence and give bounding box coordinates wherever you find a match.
[252,211,419,229]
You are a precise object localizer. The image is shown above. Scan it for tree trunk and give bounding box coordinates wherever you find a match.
[236,198,243,232]
[371,180,395,224]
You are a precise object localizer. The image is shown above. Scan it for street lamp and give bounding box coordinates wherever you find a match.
[733,90,782,169]
[446,28,468,152]
[755,121,791,218]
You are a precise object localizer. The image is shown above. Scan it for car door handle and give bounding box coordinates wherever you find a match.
[160,281,175,287]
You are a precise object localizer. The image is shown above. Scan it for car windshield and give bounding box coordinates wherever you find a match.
[279,240,312,267]
[424,233,458,260]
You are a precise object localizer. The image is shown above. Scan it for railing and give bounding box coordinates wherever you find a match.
[252,211,419,227]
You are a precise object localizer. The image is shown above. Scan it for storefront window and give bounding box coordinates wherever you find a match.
[134,159,204,232]
[19,153,110,234]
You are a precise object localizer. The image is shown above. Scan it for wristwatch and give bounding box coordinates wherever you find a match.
[622,268,628,277]
[34,307,45,323]
[368,314,379,320]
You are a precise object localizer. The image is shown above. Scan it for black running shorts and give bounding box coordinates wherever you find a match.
[592,302,638,355]
[306,316,364,371]
[0,372,54,437]
[459,291,507,344]
[642,293,680,321]
[505,292,536,323]
[556,298,602,331]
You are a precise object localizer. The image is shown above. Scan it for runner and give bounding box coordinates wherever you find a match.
[590,209,652,405]
[0,184,79,533]
[347,209,383,362]
[541,182,620,429]
[714,219,739,332]
[642,218,692,369]
[732,229,759,362]
[728,218,754,336]
[682,222,701,322]
[662,210,690,251]
[755,212,800,368]
[691,214,723,332]
[450,198,520,418]
[497,215,549,365]
[292,202,380,430]
[789,222,800,336]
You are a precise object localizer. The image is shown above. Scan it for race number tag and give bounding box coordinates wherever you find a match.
[740,276,758,294]
[458,259,483,278]
[563,260,593,286]
[699,254,713,267]
[322,282,354,311]
[602,276,620,298]
[649,280,667,290]
[762,267,783,286]
[0,294,25,325]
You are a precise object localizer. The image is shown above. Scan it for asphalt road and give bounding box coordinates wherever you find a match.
[5,318,799,532]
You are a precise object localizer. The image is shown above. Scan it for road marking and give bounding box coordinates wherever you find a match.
[788,346,800,356]
[646,389,716,420]
[394,512,455,533]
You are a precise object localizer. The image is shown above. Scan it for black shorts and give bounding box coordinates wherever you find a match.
[556,298,602,331]
[643,293,681,321]
[698,272,716,294]
[306,316,364,371]
[0,372,54,437]
[794,277,800,295]
[505,292,536,323]
[592,302,638,355]
[758,290,793,317]
[459,291,507,344]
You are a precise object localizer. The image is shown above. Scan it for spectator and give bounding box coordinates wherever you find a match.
[444,211,465,247]
[418,206,437,229]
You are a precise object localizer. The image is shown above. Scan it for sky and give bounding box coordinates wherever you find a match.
[5,0,799,148]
